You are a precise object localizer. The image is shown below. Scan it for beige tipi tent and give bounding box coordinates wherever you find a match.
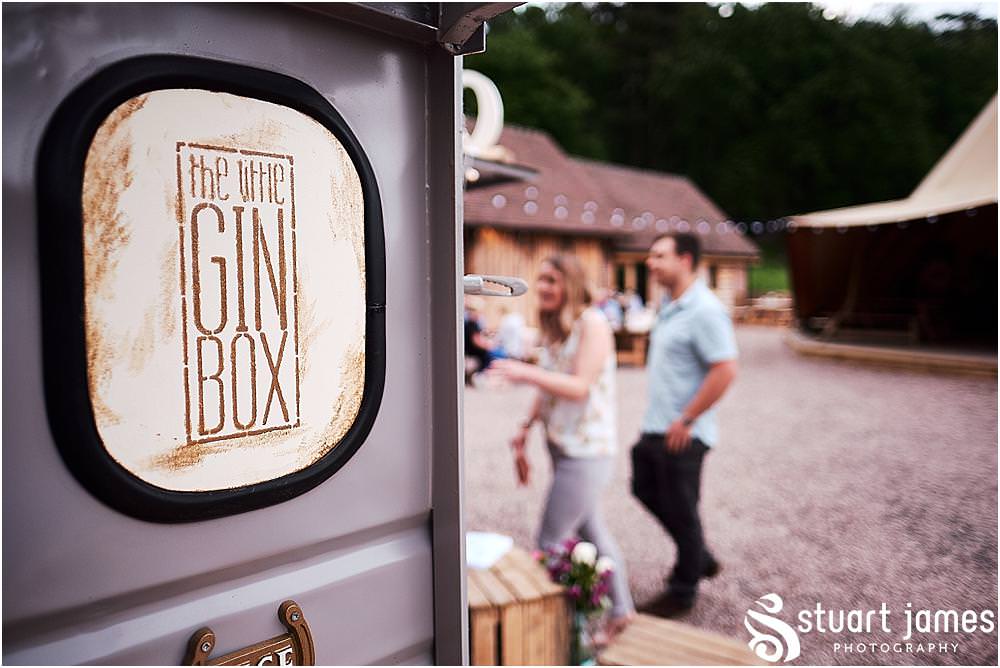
[786,95,997,346]
[791,95,997,228]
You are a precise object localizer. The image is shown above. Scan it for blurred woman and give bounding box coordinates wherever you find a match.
[490,255,635,633]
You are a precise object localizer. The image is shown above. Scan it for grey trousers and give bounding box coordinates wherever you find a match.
[538,448,636,619]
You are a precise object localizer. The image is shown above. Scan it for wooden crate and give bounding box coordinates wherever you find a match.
[598,613,766,666]
[468,547,570,666]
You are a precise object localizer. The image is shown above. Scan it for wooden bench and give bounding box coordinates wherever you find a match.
[598,613,766,666]
[468,547,570,665]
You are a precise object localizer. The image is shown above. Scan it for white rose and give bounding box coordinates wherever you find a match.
[596,556,615,574]
[571,541,597,566]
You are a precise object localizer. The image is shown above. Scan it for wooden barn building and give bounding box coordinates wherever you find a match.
[463,124,759,328]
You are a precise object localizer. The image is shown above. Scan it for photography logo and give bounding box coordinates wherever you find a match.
[744,593,801,663]
[742,594,995,662]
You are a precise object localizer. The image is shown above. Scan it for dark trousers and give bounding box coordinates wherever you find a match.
[631,433,716,601]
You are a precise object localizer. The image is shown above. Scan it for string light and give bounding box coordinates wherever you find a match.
[479,191,963,235]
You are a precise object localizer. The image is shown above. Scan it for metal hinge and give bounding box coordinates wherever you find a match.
[463,274,527,297]
[438,3,523,55]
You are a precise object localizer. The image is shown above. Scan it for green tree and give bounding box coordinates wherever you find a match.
[467,2,997,224]
[470,6,609,157]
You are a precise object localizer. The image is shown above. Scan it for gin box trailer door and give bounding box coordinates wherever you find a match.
[3,3,514,664]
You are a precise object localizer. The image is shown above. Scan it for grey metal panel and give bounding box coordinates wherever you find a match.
[427,53,470,666]
[4,526,433,665]
[2,2,461,664]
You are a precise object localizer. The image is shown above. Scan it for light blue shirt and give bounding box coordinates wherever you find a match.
[640,280,738,446]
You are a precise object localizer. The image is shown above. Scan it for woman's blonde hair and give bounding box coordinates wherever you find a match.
[538,254,592,345]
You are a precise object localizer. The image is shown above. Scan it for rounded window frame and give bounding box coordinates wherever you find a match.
[37,55,386,523]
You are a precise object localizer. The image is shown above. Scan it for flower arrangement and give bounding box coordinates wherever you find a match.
[535,538,614,615]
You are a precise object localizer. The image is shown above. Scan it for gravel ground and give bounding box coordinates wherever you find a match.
[463,326,998,665]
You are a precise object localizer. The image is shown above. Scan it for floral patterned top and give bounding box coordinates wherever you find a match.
[538,308,617,458]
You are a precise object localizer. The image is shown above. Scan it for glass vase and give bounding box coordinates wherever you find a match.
[570,610,597,666]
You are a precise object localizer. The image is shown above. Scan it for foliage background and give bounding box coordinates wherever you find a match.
[467,2,997,226]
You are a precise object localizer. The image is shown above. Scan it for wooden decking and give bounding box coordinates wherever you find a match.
[598,614,766,666]
[785,330,997,377]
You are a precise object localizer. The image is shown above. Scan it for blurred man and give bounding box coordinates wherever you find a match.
[464,296,499,383]
[594,287,624,331]
[632,232,738,617]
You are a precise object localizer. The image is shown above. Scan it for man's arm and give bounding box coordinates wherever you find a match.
[666,304,739,452]
[682,359,738,422]
[666,359,738,452]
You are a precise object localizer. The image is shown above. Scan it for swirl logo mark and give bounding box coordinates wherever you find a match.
[744,593,801,663]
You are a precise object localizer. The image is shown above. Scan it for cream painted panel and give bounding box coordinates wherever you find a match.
[82,89,366,492]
